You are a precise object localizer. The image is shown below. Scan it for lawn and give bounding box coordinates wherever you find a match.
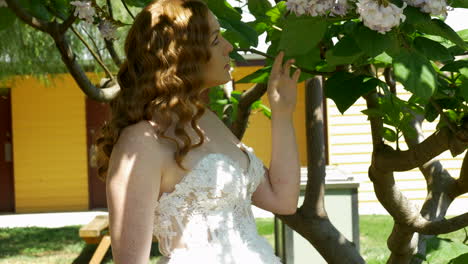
[0,216,465,263]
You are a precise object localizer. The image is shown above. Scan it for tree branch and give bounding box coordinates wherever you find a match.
[53,32,119,101]
[230,83,267,139]
[455,152,468,197]
[70,26,114,80]
[372,127,467,173]
[370,167,468,235]
[105,0,123,67]
[6,0,51,33]
[59,12,76,34]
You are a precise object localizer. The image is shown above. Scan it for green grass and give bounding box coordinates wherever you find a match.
[360,215,468,264]
[0,216,465,263]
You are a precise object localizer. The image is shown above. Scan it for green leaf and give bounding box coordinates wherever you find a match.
[424,101,439,122]
[259,104,272,119]
[324,72,384,113]
[440,60,468,78]
[417,19,468,50]
[413,37,454,62]
[354,24,399,57]
[206,0,241,21]
[247,20,270,35]
[248,0,272,18]
[460,79,468,101]
[403,6,431,27]
[382,127,397,142]
[424,237,468,262]
[265,1,286,24]
[290,47,321,71]
[220,18,258,48]
[450,0,468,8]
[236,66,272,84]
[123,0,151,7]
[373,52,393,65]
[278,17,327,56]
[449,253,468,264]
[458,29,468,42]
[393,49,437,99]
[229,50,246,63]
[325,36,363,66]
[0,8,16,31]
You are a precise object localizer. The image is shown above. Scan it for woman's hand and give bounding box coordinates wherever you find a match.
[267,51,301,116]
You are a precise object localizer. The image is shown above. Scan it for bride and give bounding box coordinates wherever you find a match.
[97,0,301,263]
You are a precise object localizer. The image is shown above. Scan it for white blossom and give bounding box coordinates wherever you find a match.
[356,0,407,34]
[307,0,334,16]
[286,0,310,16]
[404,0,448,18]
[98,20,118,40]
[71,1,96,24]
[331,0,351,16]
[0,0,7,8]
[420,0,448,17]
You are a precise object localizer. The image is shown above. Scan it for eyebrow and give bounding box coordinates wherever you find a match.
[211,29,220,37]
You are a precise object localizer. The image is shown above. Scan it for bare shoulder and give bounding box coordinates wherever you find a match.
[109,120,170,175]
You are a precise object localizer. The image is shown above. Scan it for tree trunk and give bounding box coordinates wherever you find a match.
[276,77,365,263]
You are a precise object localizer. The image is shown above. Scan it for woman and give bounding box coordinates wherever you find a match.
[98,0,301,263]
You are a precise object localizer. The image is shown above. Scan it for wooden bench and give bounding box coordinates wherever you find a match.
[79,215,158,264]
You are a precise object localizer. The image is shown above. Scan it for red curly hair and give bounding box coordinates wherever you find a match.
[97,0,212,180]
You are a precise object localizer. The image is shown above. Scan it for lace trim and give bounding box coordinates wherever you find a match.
[153,142,270,261]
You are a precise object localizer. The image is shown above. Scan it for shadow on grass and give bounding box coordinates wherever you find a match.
[0,226,83,257]
[0,226,162,263]
[72,242,162,264]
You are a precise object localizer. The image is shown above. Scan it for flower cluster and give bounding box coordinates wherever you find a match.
[0,0,7,8]
[286,0,310,16]
[98,20,117,40]
[331,0,351,16]
[356,0,406,34]
[71,1,96,24]
[286,0,335,16]
[405,0,448,17]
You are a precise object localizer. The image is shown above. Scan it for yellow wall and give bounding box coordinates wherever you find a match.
[11,75,88,213]
[232,66,308,167]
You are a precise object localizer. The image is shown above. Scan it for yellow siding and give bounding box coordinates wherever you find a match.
[232,66,308,167]
[11,75,88,213]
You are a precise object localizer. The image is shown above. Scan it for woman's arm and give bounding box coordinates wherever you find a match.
[252,51,301,215]
[106,122,164,264]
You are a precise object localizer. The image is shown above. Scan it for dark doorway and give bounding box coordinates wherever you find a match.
[0,89,14,212]
[86,98,110,209]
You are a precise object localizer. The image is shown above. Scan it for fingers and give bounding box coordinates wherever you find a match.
[284,59,295,75]
[292,68,301,82]
[271,51,284,75]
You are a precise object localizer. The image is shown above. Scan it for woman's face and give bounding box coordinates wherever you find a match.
[200,12,234,89]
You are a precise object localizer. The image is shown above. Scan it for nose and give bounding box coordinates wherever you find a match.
[225,40,233,55]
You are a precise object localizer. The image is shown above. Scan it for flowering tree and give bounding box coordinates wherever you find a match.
[1,0,468,263]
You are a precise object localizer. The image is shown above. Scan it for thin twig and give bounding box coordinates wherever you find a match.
[121,0,135,20]
[71,26,114,80]
[80,25,105,63]
[235,48,331,76]
[105,0,123,67]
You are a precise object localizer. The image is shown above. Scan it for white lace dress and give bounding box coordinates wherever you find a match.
[153,142,282,264]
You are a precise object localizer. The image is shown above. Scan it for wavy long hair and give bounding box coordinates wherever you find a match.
[97,0,212,180]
